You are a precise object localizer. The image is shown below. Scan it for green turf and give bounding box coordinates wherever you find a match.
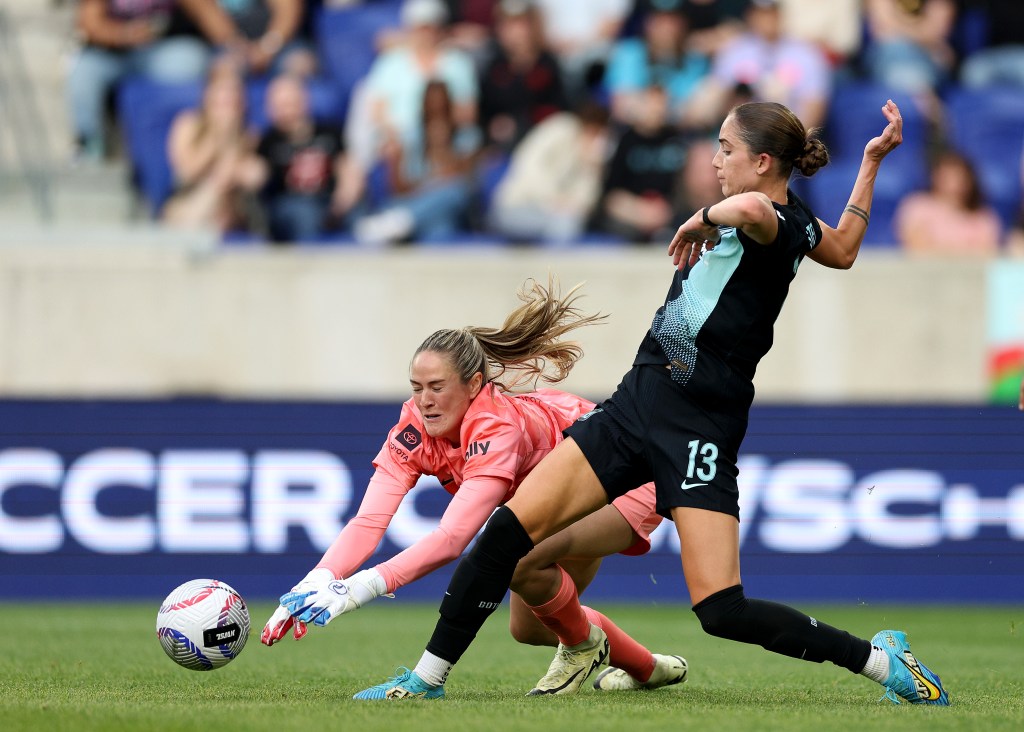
[1,602,1021,731]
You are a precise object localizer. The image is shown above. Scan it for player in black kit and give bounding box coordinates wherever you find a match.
[352,99,950,706]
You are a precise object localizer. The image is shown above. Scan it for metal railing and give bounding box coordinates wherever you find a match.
[0,6,54,222]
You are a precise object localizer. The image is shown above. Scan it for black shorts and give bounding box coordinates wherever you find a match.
[565,364,748,520]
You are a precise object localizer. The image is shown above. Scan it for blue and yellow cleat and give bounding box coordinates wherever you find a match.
[352,668,445,700]
[872,630,950,706]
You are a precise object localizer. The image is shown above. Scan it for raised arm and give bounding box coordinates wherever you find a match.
[808,100,904,270]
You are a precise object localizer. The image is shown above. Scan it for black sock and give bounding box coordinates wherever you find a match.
[425,506,535,664]
[692,584,872,673]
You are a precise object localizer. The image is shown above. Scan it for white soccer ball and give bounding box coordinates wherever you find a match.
[156,579,250,671]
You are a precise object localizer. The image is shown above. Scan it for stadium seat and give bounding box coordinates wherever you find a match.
[809,81,932,246]
[804,158,925,247]
[315,1,404,121]
[473,151,511,214]
[117,78,203,217]
[945,86,1024,230]
[822,81,930,164]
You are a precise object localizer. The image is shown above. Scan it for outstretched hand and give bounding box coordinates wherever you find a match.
[261,606,308,646]
[280,569,388,628]
[260,567,333,646]
[864,99,903,163]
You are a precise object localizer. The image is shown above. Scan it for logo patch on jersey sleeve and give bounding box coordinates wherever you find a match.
[396,424,422,451]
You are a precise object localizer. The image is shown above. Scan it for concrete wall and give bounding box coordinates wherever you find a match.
[0,244,992,402]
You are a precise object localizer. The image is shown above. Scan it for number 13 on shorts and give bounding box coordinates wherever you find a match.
[686,439,719,483]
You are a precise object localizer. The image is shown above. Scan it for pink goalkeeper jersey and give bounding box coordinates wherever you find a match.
[316,385,621,592]
[376,384,595,498]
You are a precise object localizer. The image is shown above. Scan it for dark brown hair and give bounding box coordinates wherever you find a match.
[729,101,830,179]
[930,149,985,211]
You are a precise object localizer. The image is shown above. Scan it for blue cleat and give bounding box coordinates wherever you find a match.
[872,630,950,706]
[352,667,445,700]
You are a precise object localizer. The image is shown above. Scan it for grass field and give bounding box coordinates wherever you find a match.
[2,601,1021,732]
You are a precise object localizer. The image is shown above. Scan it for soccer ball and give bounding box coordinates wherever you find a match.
[156,579,250,671]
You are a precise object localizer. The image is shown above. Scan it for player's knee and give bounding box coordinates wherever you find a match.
[474,506,535,567]
[508,614,549,646]
[437,507,534,624]
[692,584,746,639]
[510,553,537,589]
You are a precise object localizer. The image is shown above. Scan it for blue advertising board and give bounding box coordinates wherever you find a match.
[1,400,1021,603]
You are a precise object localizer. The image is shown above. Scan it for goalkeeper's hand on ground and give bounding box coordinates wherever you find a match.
[260,568,334,646]
[281,568,389,627]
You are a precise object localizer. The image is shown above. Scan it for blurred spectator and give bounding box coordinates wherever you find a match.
[162,62,267,233]
[894,149,1002,255]
[443,0,500,69]
[215,0,318,77]
[355,80,480,244]
[591,85,689,243]
[349,0,478,168]
[604,0,709,126]
[778,0,862,70]
[256,75,365,243]
[677,0,749,58]
[489,102,611,243]
[959,0,1024,88]
[68,0,236,160]
[684,0,831,131]
[479,0,567,153]
[532,0,632,103]
[1007,215,1024,257]
[863,0,956,94]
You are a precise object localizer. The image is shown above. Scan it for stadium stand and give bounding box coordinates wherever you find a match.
[945,85,1024,230]
[314,0,404,123]
[808,82,930,245]
[118,75,345,218]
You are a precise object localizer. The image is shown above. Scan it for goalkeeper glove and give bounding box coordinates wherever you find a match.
[260,567,334,646]
[281,568,388,627]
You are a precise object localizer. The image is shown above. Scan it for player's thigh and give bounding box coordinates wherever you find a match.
[506,437,609,544]
[672,506,741,606]
[524,504,637,567]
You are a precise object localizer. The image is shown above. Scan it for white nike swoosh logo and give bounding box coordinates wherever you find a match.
[680,481,708,491]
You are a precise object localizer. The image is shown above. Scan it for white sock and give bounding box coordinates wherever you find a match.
[414,650,453,687]
[860,646,890,683]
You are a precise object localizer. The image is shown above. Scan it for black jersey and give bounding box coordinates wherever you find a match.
[634,190,823,412]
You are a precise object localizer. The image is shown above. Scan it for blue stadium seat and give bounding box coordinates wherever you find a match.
[804,157,926,247]
[809,81,932,246]
[315,1,404,121]
[945,86,1024,229]
[474,152,511,214]
[822,82,929,164]
[117,78,203,217]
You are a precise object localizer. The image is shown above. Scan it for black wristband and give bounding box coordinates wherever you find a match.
[702,206,716,227]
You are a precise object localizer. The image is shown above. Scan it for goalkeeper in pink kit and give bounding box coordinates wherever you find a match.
[261,279,687,695]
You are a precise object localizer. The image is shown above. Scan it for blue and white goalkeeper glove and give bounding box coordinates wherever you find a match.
[280,568,389,627]
[260,567,334,646]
